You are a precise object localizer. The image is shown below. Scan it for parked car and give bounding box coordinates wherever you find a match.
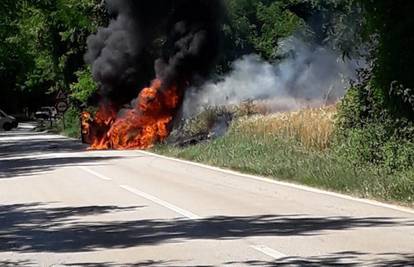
[35,106,58,120]
[0,109,18,131]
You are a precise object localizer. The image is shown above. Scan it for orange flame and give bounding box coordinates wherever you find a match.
[87,103,117,150]
[84,79,180,150]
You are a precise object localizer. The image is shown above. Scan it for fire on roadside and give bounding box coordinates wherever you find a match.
[81,79,180,150]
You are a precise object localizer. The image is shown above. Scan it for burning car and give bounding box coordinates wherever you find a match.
[81,80,180,150]
[82,0,223,150]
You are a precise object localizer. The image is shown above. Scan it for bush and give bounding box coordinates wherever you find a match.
[57,106,81,138]
[335,125,414,172]
[335,66,414,174]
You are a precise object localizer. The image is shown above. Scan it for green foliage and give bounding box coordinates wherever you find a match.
[333,0,414,185]
[221,0,304,67]
[57,106,81,138]
[359,0,414,120]
[336,78,414,175]
[70,67,97,103]
[255,1,302,59]
[334,122,414,173]
[301,0,363,56]
[0,0,106,112]
[335,79,385,130]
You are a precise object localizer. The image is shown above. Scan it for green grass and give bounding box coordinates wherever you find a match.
[42,107,82,139]
[153,120,414,207]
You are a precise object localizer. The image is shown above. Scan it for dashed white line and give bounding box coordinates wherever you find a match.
[79,166,112,181]
[79,166,201,219]
[79,165,287,260]
[250,245,287,260]
[120,185,201,220]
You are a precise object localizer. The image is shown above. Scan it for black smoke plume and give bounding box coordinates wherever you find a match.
[85,0,224,105]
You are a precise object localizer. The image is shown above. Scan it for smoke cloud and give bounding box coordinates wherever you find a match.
[182,36,365,116]
[85,0,224,105]
[154,0,224,89]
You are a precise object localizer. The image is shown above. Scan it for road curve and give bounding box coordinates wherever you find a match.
[0,124,413,266]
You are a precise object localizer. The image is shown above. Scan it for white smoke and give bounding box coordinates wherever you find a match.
[182,36,364,116]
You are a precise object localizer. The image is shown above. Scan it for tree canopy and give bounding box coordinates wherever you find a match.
[1,0,413,125]
[0,0,105,112]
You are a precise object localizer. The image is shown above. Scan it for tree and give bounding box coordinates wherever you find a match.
[0,0,106,112]
[219,0,303,71]
[337,0,414,133]
[363,0,414,120]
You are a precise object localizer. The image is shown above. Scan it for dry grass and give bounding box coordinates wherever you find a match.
[175,102,337,150]
[251,97,333,115]
[235,105,337,150]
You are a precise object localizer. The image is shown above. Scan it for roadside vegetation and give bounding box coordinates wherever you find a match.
[154,103,414,206]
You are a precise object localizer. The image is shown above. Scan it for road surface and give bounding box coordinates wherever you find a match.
[0,123,413,266]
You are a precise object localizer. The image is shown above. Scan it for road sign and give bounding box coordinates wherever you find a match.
[56,90,68,100]
[56,101,69,113]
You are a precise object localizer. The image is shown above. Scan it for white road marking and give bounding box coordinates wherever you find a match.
[79,166,112,181]
[78,165,288,260]
[250,245,287,260]
[120,185,201,220]
[137,150,414,215]
[0,134,60,141]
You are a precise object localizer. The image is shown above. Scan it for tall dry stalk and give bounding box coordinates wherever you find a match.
[236,105,337,150]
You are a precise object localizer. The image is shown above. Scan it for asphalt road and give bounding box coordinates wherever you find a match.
[0,124,413,267]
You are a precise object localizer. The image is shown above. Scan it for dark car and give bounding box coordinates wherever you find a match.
[0,109,18,131]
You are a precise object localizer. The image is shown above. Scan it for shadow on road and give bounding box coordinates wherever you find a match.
[0,260,36,267]
[56,253,414,267]
[0,135,86,158]
[3,255,413,267]
[62,260,184,267]
[225,252,414,267]
[0,155,122,178]
[1,203,413,256]
[0,131,126,178]
[0,260,210,267]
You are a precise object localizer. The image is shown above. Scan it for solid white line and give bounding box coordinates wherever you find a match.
[120,184,201,220]
[137,150,414,215]
[79,166,112,181]
[0,134,60,141]
[250,245,287,260]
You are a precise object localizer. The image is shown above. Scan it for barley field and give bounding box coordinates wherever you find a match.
[235,105,336,150]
